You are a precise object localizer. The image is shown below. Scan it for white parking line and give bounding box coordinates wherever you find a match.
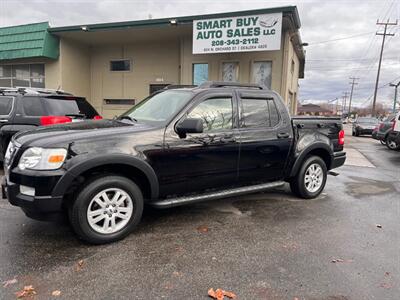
[344,147,375,168]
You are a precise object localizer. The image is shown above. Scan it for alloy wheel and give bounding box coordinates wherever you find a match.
[86,188,133,234]
[304,163,324,193]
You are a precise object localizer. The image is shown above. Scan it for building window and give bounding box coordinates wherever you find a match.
[222,62,239,82]
[0,64,45,88]
[103,99,136,105]
[251,61,272,89]
[192,63,208,86]
[110,60,131,72]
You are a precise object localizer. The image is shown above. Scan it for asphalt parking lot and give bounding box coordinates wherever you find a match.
[0,126,399,300]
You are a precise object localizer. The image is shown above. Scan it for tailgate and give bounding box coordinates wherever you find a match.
[292,116,343,152]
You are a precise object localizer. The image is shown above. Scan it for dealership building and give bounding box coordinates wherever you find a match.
[0,6,305,117]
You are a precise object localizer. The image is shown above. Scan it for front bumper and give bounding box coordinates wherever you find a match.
[357,128,374,135]
[2,178,64,221]
[2,168,66,221]
[331,151,346,169]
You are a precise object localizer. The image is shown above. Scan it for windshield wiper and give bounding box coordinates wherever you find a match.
[116,115,138,123]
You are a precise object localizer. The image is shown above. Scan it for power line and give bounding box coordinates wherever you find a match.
[350,0,396,78]
[307,32,374,46]
[307,57,397,62]
[361,75,400,107]
[371,19,398,115]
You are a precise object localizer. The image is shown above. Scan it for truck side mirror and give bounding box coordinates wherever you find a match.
[176,118,203,138]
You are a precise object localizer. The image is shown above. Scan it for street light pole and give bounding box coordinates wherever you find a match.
[389,81,400,113]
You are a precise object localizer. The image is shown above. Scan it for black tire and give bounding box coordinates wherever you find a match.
[386,138,400,150]
[290,156,327,199]
[355,130,360,137]
[352,130,355,136]
[69,175,143,244]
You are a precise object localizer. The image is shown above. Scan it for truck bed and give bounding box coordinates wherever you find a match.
[291,116,344,152]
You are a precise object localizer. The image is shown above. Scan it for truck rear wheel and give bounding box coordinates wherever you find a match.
[386,138,400,150]
[290,156,327,199]
[69,175,143,244]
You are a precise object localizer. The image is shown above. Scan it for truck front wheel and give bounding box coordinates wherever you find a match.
[290,156,327,199]
[69,175,143,244]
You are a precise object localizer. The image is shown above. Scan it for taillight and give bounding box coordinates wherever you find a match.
[93,115,103,120]
[338,129,345,145]
[40,116,72,126]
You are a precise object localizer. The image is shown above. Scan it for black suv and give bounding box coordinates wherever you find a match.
[3,82,346,244]
[0,87,101,161]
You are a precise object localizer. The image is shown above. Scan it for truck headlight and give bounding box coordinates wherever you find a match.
[18,147,67,170]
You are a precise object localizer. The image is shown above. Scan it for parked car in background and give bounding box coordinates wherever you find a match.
[352,117,379,136]
[2,82,346,244]
[387,111,400,150]
[0,87,101,161]
[372,124,379,139]
[372,113,399,150]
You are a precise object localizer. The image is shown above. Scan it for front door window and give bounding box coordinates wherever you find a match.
[187,97,233,132]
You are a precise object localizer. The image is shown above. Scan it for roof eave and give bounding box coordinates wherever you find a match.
[48,6,300,34]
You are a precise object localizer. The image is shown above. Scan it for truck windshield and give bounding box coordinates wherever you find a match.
[122,90,193,125]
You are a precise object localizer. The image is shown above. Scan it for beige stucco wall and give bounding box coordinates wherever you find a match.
[45,59,61,89]
[280,31,300,114]
[90,41,180,118]
[58,38,91,100]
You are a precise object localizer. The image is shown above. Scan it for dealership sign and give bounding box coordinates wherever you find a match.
[193,13,282,54]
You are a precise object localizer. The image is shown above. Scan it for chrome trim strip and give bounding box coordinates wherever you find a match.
[151,181,285,209]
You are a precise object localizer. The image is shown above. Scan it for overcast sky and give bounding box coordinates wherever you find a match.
[1,0,399,109]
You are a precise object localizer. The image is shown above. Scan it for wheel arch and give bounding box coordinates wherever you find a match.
[52,154,159,202]
[289,143,333,177]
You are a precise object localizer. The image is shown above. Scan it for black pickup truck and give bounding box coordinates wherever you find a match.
[3,82,346,244]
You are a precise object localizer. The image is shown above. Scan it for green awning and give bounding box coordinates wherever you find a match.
[0,22,59,61]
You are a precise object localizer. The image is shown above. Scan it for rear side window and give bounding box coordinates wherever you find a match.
[241,98,280,128]
[43,97,97,118]
[0,96,13,115]
[23,97,45,116]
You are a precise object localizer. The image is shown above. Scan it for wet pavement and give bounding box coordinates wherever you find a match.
[0,127,399,299]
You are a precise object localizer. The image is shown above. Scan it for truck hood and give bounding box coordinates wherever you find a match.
[14,119,155,147]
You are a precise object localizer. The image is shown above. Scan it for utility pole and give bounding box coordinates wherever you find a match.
[372,19,397,116]
[389,81,400,113]
[342,92,349,115]
[348,77,359,115]
[335,98,340,115]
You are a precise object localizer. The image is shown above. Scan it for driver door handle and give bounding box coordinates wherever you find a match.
[220,134,236,143]
[277,132,290,139]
